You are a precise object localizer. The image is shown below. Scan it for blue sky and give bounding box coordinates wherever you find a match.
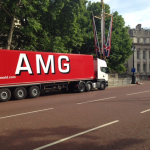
[89,0,150,28]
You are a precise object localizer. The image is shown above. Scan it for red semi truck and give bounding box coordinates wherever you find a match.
[0,49,109,102]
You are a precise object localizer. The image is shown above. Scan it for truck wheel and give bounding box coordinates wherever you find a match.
[28,86,40,98]
[85,81,92,92]
[78,82,85,93]
[0,88,11,102]
[14,87,27,100]
[99,82,105,90]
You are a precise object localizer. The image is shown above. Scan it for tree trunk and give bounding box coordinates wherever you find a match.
[5,16,15,50]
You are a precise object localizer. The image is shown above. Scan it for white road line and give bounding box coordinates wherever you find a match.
[33,120,119,150]
[140,109,150,114]
[77,97,116,105]
[127,91,149,96]
[0,108,53,120]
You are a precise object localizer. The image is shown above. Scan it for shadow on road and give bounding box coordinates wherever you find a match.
[0,126,146,150]
[7,88,98,102]
[5,90,78,102]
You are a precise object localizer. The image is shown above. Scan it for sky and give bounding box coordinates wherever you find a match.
[89,0,150,29]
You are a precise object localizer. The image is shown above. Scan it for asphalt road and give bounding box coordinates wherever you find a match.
[0,81,150,150]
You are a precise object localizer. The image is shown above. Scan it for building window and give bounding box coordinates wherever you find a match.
[146,38,150,43]
[143,64,146,72]
[133,37,137,43]
[137,51,140,59]
[139,38,144,43]
[137,64,140,72]
[143,51,146,59]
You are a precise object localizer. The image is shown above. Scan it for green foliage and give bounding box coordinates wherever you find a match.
[0,0,132,73]
[108,12,132,73]
[86,3,132,73]
[0,0,49,50]
[40,0,87,53]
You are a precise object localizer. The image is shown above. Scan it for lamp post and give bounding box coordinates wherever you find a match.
[131,45,136,84]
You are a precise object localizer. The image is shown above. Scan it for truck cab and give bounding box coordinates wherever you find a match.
[94,58,109,89]
[97,58,109,84]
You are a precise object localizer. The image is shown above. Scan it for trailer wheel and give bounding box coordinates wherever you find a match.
[28,86,40,98]
[0,88,11,102]
[78,82,85,93]
[99,82,105,90]
[85,81,92,92]
[14,87,27,100]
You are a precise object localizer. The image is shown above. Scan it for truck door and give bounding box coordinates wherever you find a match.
[100,67,108,81]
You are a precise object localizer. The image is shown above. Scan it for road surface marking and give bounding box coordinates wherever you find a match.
[127,91,149,96]
[140,109,150,114]
[77,97,116,105]
[33,120,119,150]
[0,108,53,120]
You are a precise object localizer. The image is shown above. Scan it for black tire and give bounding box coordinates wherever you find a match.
[78,82,85,93]
[85,81,92,92]
[14,87,27,100]
[0,88,11,102]
[28,86,40,98]
[99,82,105,90]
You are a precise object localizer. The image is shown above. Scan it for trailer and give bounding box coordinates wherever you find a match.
[0,49,109,102]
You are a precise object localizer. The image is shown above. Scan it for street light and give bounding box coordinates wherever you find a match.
[131,45,136,84]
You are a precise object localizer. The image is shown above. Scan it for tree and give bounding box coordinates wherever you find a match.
[72,0,94,54]
[77,1,111,55]
[0,0,88,53]
[108,11,132,73]
[40,0,88,53]
[82,2,132,73]
[0,0,49,50]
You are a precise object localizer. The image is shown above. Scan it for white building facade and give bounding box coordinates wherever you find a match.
[127,24,150,77]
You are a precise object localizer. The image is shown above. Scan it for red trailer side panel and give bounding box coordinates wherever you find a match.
[0,49,94,87]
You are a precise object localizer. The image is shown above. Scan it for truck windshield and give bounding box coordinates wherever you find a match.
[101,67,109,73]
